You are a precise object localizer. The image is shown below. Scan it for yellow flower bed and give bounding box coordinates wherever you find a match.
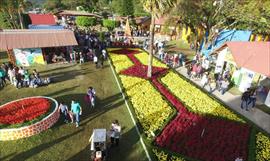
[134,52,168,68]
[153,149,186,161]
[120,75,173,137]
[109,53,133,73]
[161,72,244,123]
[256,132,270,160]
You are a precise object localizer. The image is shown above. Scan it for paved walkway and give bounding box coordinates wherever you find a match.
[175,66,270,134]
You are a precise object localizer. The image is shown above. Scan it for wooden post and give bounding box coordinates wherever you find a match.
[7,49,16,65]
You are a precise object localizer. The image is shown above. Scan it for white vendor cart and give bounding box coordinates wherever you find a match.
[89,129,107,161]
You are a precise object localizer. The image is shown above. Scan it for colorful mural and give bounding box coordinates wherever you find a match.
[13,48,45,66]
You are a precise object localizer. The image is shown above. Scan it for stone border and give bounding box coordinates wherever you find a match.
[0,96,59,141]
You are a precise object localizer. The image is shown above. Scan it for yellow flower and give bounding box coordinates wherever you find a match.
[109,53,133,73]
[256,132,270,160]
[161,72,244,123]
[120,75,173,138]
[134,52,168,68]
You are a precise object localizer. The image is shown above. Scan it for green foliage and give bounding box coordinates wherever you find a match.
[102,19,119,31]
[111,0,134,16]
[0,12,13,29]
[43,0,63,12]
[75,16,97,28]
[133,0,148,16]
[98,32,105,41]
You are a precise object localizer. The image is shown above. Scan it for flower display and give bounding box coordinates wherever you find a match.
[256,132,270,160]
[0,98,51,125]
[134,51,168,68]
[161,71,244,122]
[155,112,250,161]
[108,48,269,161]
[120,75,173,137]
[110,53,134,73]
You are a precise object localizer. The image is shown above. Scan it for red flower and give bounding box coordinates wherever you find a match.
[0,98,51,125]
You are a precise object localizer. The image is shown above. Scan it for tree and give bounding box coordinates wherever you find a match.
[43,0,63,12]
[102,19,119,31]
[0,0,32,29]
[133,0,149,16]
[141,0,177,78]
[111,0,134,16]
[75,16,97,30]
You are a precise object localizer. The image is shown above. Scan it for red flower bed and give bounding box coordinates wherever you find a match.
[152,77,250,160]
[0,98,51,125]
[120,54,168,79]
[110,48,141,55]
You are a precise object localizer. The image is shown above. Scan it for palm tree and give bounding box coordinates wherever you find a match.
[0,0,32,29]
[141,0,177,78]
[17,0,32,29]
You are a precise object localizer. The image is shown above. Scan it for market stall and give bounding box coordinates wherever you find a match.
[0,29,78,66]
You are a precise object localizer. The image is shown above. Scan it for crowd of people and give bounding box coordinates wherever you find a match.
[0,63,50,89]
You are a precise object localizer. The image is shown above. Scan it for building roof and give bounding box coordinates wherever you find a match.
[55,10,102,18]
[0,29,77,50]
[219,42,270,77]
[155,17,166,25]
[29,14,56,25]
[135,17,151,25]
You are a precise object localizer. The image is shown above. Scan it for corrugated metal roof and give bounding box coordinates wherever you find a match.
[0,29,78,50]
[29,14,56,25]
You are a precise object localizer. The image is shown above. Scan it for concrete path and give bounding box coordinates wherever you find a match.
[175,66,270,134]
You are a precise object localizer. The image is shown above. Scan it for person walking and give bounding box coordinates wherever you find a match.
[79,52,84,64]
[0,68,6,87]
[87,87,96,108]
[71,100,82,127]
[220,79,230,95]
[114,120,121,146]
[200,73,209,89]
[94,55,98,68]
[58,102,69,123]
[241,89,251,111]
[110,120,121,146]
[209,78,216,93]
[248,89,257,109]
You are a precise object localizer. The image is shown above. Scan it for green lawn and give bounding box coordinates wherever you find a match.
[0,60,147,161]
[165,39,196,61]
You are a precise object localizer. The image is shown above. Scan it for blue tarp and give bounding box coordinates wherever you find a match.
[28,25,64,30]
[201,29,252,56]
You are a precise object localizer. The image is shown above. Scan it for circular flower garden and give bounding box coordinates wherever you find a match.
[0,96,59,141]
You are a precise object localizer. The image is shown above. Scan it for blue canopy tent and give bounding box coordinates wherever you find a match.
[28,25,64,30]
[201,29,252,57]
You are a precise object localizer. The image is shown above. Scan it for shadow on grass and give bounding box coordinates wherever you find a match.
[66,126,142,161]
[0,152,16,161]
[38,64,77,74]
[42,68,94,84]
[9,129,83,161]
[52,93,124,128]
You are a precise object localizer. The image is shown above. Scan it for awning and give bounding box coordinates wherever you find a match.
[28,25,64,30]
[0,29,78,50]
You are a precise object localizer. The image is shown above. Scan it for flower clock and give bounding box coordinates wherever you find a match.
[108,48,270,161]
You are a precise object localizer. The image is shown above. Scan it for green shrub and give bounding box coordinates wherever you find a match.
[75,16,96,28]
[102,19,119,31]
